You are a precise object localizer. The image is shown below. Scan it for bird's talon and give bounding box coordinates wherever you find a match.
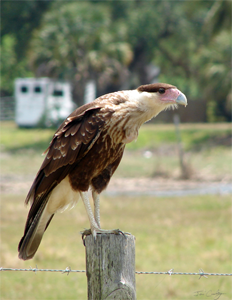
[116,230,131,237]
[81,229,92,246]
[120,230,126,237]
[123,231,132,236]
[113,229,124,236]
[81,228,131,246]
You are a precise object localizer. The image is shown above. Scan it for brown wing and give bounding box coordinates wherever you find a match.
[19,93,128,259]
[18,102,115,258]
[26,102,108,195]
[24,102,114,227]
[19,103,115,259]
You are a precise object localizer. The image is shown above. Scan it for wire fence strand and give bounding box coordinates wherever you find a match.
[1,267,231,278]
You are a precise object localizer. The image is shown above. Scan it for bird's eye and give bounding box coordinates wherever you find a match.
[158,88,165,94]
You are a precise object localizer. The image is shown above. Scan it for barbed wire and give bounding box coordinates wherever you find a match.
[0,266,84,275]
[1,267,231,278]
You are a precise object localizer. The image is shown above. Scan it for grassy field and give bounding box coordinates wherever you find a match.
[0,121,231,299]
[0,193,231,299]
[0,121,231,180]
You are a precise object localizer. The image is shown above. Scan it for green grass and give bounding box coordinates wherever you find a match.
[1,122,231,152]
[0,122,231,299]
[0,122,55,153]
[0,122,231,180]
[125,123,231,151]
[0,193,231,299]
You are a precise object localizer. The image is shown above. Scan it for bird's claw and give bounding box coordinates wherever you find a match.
[81,228,130,246]
[111,229,127,237]
[81,229,92,246]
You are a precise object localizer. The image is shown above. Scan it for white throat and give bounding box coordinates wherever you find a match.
[126,90,170,125]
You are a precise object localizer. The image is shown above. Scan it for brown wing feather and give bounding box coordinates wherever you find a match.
[21,103,114,241]
[19,94,129,259]
[25,103,107,204]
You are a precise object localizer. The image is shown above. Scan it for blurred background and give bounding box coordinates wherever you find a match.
[1,0,231,122]
[0,1,231,299]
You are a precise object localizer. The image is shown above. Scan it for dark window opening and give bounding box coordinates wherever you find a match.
[34,86,42,93]
[21,86,28,93]
[52,90,63,97]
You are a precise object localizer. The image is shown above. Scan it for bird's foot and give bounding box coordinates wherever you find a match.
[81,228,130,246]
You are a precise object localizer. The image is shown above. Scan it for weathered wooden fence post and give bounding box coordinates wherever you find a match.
[85,233,136,300]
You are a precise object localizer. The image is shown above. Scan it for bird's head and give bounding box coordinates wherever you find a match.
[120,83,188,127]
[137,83,187,111]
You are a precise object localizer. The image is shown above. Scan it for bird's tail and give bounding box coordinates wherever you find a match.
[18,201,54,260]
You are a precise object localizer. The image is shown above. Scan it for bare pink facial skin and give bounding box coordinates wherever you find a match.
[160,88,187,106]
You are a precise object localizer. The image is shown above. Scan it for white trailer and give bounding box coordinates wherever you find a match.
[15,78,76,127]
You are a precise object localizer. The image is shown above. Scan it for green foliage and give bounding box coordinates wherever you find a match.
[29,2,132,104]
[203,0,231,36]
[1,0,52,59]
[202,31,231,121]
[1,1,231,120]
[0,35,33,95]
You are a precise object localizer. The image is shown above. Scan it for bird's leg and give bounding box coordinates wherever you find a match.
[80,191,100,239]
[80,191,126,240]
[92,190,101,228]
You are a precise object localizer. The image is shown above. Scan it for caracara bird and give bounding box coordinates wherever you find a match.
[18,83,187,260]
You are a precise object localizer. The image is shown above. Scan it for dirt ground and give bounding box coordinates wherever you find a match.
[1,174,231,197]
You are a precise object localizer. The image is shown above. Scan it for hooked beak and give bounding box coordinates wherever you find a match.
[176,92,187,107]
